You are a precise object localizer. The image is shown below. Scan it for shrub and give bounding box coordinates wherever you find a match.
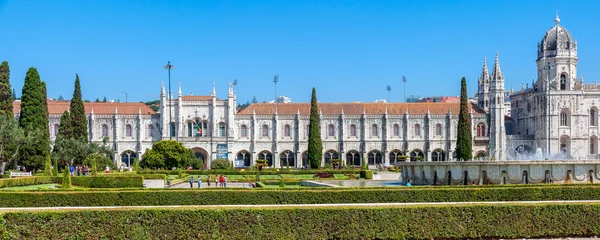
[51,158,59,177]
[313,172,334,178]
[136,169,359,176]
[66,176,143,188]
[361,158,367,170]
[141,140,194,169]
[3,204,600,239]
[360,170,373,179]
[62,166,71,189]
[210,159,231,170]
[0,177,56,188]
[44,156,52,176]
[84,153,113,171]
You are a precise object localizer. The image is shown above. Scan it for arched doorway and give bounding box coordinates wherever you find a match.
[257,150,273,167]
[235,150,252,167]
[345,150,361,166]
[191,147,208,161]
[410,149,424,161]
[120,150,137,168]
[475,151,487,160]
[279,150,295,168]
[368,150,383,165]
[560,135,570,156]
[301,151,308,168]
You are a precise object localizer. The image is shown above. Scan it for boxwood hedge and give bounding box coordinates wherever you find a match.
[3,185,600,207]
[137,169,360,175]
[1,203,600,239]
[0,176,145,189]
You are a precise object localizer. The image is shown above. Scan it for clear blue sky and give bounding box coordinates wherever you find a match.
[1,1,599,104]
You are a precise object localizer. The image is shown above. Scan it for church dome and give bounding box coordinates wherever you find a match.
[537,15,577,59]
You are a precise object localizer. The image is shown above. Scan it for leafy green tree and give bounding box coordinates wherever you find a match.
[70,74,88,143]
[62,166,71,189]
[0,61,13,118]
[140,140,193,169]
[307,88,323,169]
[84,153,111,175]
[0,115,40,174]
[95,98,100,102]
[455,77,473,161]
[18,67,50,172]
[56,111,72,140]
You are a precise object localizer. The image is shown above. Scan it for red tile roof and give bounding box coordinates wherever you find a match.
[13,101,156,115]
[238,102,485,115]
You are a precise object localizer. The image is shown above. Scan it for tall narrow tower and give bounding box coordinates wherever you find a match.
[477,57,490,111]
[489,52,506,160]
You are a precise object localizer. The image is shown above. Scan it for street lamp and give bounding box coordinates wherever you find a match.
[402,76,407,102]
[386,85,392,103]
[273,74,279,103]
[164,61,175,140]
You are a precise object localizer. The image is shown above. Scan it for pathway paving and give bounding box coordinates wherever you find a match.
[1,200,600,212]
[169,182,253,188]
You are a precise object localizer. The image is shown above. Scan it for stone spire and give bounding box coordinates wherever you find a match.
[479,57,490,83]
[178,82,182,97]
[211,82,216,97]
[490,51,503,81]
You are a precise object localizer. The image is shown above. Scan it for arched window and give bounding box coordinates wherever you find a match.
[240,125,248,138]
[236,151,251,167]
[560,111,568,126]
[393,124,400,137]
[591,136,599,155]
[190,120,208,137]
[371,124,378,137]
[125,124,133,137]
[218,122,226,137]
[591,108,598,126]
[257,151,273,167]
[414,124,421,137]
[389,150,404,165]
[53,124,59,137]
[410,149,425,161]
[367,151,383,165]
[262,125,269,137]
[435,124,442,136]
[280,151,295,168]
[324,150,339,164]
[476,123,486,137]
[120,151,137,167]
[146,124,153,138]
[284,125,291,137]
[431,149,446,161]
[350,124,357,137]
[328,124,335,137]
[102,124,109,137]
[560,73,567,90]
[345,150,361,166]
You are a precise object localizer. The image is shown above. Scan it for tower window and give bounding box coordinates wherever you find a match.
[560,111,569,126]
[560,73,567,90]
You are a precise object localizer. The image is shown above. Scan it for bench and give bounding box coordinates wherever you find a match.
[9,171,32,178]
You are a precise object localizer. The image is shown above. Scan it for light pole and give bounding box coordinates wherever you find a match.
[402,76,407,102]
[386,85,391,103]
[233,79,238,93]
[164,61,175,140]
[274,75,279,103]
[545,61,552,159]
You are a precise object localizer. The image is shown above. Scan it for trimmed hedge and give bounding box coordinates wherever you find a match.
[4,185,600,207]
[360,170,373,179]
[66,176,144,188]
[2,203,600,239]
[0,177,57,188]
[137,169,360,175]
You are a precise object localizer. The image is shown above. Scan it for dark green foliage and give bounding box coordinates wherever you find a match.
[307,88,322,169]
[456,77,472,161]
[361,157,367,170]
[360,170,372,179]
[2,204,600,239]
[84,153,112,173]
[66,176,143,188]
[141,140,193,169]
[56,110,72,140]
[62,166,71,189]
[0,177,56,188]
[70,74,88,143]
[251,96,257,103]
[94,98,99,102]
[52,158,58,177]
[44,156,52,176]
[18,68,50,172]
[57,95,64,101]
[102,97,107,102]
[0,61,13,118]
[210,159,231,170]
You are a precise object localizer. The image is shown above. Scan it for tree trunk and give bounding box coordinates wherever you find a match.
[1,161,7,175]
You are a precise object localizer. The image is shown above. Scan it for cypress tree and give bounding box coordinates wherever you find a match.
[57,110,72,140]
[70,74,88,142]
[62,166,71,189]
[0,61,13,118]
[44,155,52,176]
[18,67,50,172]
[455,77,473,161]
[52,157,59,176]
[307,88,323,169]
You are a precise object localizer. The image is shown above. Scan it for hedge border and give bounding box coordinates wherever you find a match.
[2,203,600,239]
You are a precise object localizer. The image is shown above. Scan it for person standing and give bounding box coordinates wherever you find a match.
[69,164,75,176]
[189,176,194,188]
[197,175,201,189]
[207,175,211,187]
[224,176,228,188]
[215,175,218,188]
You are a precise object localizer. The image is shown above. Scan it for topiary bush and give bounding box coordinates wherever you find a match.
[62,166,71,189]
[210,159,231,170]
[360,170,373,179]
